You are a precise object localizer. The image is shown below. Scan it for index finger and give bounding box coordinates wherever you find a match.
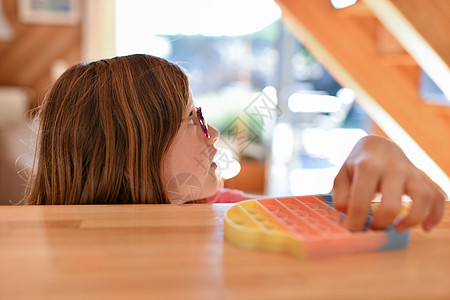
[345,167,379,231]
[333,165,351,213]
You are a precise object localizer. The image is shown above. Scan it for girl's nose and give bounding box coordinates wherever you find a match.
[208,125,220,144]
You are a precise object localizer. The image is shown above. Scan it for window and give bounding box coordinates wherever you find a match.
[115,0,372,195]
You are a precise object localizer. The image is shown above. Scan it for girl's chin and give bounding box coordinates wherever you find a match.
[201,177,220,198]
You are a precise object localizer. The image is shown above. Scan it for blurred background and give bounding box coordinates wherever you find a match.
[0,0,449,204]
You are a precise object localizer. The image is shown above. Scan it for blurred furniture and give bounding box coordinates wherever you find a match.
[224,159,266,195]
[1,203,449,299]
[0,86,31,205]
[0,0,82,204]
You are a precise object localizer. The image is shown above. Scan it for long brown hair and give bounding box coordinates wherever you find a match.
[26,54,189,204]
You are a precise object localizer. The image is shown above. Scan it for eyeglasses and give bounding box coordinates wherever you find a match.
[183,107,210,139]
[196,107,210,139]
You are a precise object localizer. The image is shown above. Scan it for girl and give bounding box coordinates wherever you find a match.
[26,54,446,232]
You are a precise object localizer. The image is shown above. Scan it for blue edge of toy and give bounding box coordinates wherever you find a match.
[320,194,410,251]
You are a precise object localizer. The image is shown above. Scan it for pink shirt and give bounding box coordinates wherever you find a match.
[205,188,244,204]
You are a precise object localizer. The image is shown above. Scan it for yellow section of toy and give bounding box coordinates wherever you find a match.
[224,198,306,257]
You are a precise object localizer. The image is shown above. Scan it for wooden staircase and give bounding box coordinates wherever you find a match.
[274,0,450,192]
[0,0,82,106]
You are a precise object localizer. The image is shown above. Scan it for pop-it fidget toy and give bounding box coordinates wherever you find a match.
[224,195,411,258]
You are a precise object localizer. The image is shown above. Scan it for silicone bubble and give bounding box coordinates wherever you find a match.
[224,195,411,258]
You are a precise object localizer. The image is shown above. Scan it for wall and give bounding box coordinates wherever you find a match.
[0,0,82,106]
[0,0,82,204]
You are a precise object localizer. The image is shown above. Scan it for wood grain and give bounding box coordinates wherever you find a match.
[0,203,449,300]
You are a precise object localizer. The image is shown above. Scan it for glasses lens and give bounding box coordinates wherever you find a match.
[196,107,210,138]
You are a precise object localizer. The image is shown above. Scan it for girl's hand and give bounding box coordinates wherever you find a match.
[332,135,447,232]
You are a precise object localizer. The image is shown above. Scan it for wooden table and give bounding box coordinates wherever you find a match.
[0,203,448,300]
